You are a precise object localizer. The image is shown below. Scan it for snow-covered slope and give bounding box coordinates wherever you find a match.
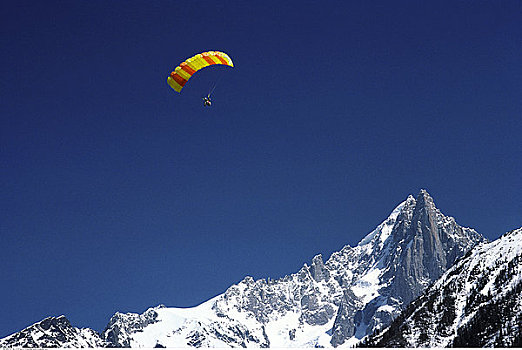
[0,190,485,348]
[360,227,522,348]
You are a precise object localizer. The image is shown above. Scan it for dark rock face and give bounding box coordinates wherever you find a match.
[382,190,482,306]
[310,254,330,282]
[181,319,270,348]
[330,290,358,346]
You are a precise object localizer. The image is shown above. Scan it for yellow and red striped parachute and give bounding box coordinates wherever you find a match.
[167,51,234,93]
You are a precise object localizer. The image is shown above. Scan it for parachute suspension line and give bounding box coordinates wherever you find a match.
[207,74,224,98]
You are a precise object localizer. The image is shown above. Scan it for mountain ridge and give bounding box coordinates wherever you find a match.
[0,190,486,348]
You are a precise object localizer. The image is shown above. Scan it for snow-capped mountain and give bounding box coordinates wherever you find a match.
[0,316,108,348]
[359,227,522,348]
[0,190,485,348]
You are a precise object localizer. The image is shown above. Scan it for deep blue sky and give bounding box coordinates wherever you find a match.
[1,0,521,337]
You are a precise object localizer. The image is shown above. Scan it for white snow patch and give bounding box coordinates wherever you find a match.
[352,268,382,304]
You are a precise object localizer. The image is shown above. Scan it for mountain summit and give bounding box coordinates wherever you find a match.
[0,315,107,348]
[0,190,485,348]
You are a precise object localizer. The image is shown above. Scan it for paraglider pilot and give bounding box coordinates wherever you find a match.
[202,96,212,107]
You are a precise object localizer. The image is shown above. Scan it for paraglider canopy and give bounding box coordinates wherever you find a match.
[167,51,233,93]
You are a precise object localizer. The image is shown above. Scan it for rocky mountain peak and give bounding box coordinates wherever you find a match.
[328,190,486,346]
[208,190,484,347]
[416,188,433,204]
[0,315,107,348]
[39,315,71,330]
[413,189,438,225]
[310,254,329,282]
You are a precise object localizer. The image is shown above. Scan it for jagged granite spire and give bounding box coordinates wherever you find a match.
[380,189,483,306]
[0,190,486,348]
[330,190,484,346]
